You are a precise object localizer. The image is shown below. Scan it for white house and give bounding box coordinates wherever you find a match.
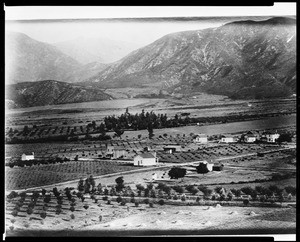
[193,134,208,144]
[163,145,181,154]
[21,152,34,161]
[261,131,280,143]
[105,145,127,159]
[134,152,158,166]
[219,135,236,143]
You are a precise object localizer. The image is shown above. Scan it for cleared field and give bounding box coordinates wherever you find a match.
[5,161,141,190]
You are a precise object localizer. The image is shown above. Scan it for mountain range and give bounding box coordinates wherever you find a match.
[5,17,296,108]
[83,17,296,99]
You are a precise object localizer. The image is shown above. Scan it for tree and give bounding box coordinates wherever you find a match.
[196,163,209,175]
[115,176,125,192]
[77,178,84,192]
[114,127,124,139]
[277,133,292,143]
[136,184,145,196]
[147,122,154,139]
[168,167,186,179]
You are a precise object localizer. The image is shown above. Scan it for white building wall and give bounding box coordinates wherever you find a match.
[134,156,156,166]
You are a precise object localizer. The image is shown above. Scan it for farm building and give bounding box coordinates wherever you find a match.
[242,130,260,143]
[21,152,34,161]
[260,131,280,143]
[193,134,208,144]
[105,145,127,159]
[133,152,158,166]
[213,164,224,171]
[219,135,237,143]
[163,145,181,154]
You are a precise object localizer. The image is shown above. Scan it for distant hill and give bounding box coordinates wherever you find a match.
[5,80,112,108]
[53,36,140,64]
[84,17,296,99]
[5,32,111,85]
[5,32,81,84]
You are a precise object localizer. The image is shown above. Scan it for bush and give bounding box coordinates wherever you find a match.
[130,198,135,203]
[135,201,139,207]
[70,214,75,219]
[149,202,154,208]
[70,206,75,212]
[55,208,62,215]
[7,191,18,199]
[40,211,47,219]
[107,199,111,205]
[284,186,296,196]
[173,194,178,200]
[116,196,123,203]
[144,198,150,204]
[120,200,126,206]
[158,199,165,205]
[11,210,18,217]
[243,199,249,206]
[181,195,186,201]
[103,196,108,201]
[172,186,184,194]
[196,196,201,202]
[26,207,33,215]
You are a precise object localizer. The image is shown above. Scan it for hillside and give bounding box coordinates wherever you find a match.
[5,32,81,84]
[5,80,112,108]
[84,17,296,99]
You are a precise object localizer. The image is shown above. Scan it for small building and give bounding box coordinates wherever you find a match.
[163,145,181,154]
[134,152,158,166]
[243,133,257,143]
[213,163,224,171]
[219,135,237,143]
[105,145,127,159]
[21,152,34,161]
[193,134,208,144]
[261,131,280,143]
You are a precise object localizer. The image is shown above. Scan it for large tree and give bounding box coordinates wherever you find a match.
[168,167,187,179]
[196,163,209,176]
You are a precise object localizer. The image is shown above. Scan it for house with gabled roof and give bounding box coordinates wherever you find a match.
[260,130,280,143]
[133,152,158,166]
[193,133,208,144]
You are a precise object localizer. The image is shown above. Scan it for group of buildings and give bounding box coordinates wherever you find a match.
[20,130,281,167]
[193,130,280,144]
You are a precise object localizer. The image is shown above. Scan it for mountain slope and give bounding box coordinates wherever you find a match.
[85,17,296,99]
[5,80,112,108]
[54,36,140,64]
[5,32,82,84]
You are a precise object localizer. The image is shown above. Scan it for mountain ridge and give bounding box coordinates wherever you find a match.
[83,17,296,99]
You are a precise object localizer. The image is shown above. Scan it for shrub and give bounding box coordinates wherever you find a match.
[172,186,184,194]
[196,196,201,202]
[7,191,18,199]
[181,195,186,201]
[116,196,123,203]
[102,196,108,201]
[40,211,47,219]
[135,201,139,207]
[70,214,75,219]
[70,206,75,212]
[130,198,135,203]
[26,207,33,215]
[120,200,126,206]
[83,204,89,210]
[144,198,149,204]
[285,186,296,196]
[173,194,178,200]
[158,199,165,205]
[55,208,62,215]
[149,202,154,208]
[107,199,111,205]
[11,210,18,217]
[243,199,249,206]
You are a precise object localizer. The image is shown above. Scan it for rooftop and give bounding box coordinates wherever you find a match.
[137,153,156,159]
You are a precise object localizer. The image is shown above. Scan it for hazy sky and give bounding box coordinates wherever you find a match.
[5,4,296,46]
